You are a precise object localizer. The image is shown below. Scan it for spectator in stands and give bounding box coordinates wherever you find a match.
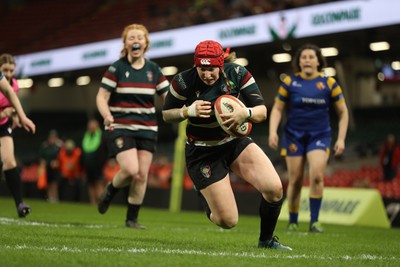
[96,23,170,229]
[58,139,83,202]
[269,43,349,233]
[38,129,63,203]
[0,53,36,217]
[81,118,107,204]
[380,133,400,182]
[148,155,172,188]
[103,158,120,183]
[20,159,41,198]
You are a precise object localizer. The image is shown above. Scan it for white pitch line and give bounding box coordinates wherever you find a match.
[0,217,115,229]
[1,217,398,262]
[2,244,398,261]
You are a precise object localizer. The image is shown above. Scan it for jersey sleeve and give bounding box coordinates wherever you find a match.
[327,77,345,104]
[162,73,187,110]
[274,75,291,105]
[153,62,170,96]
[233,64,264,107]
[100,62,119,92]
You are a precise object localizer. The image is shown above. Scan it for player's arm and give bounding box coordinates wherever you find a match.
[268,101,285,150]
[223,103,266,126]
[0,106,14,119]
[96,87,113,127]
[239,89,266,123]
[233,65,267,123]
[0,77,35,133]
[163,100,212,123]
[220,103,265,132]
[159,91,168,102]
[333,101,349,156]
[162,80,211,122]
[329,76,349,156]
[247,104,267,123]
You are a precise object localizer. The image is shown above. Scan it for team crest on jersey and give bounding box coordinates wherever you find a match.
[115,137,124,149]
[316,82,325,90]
[195,90,200,97]
[200,164,211,178]
[289,143,298,153]
[146,71,153,81]
[125,71,130,78]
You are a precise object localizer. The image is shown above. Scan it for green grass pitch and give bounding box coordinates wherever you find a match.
[1,197,399,267]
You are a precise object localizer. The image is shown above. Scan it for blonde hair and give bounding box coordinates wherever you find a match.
[224,51,237,63]
[120,24,150,58]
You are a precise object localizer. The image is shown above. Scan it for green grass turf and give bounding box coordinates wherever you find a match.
[1,197,399,267]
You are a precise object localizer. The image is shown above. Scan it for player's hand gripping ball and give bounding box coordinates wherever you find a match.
[214,95,252,137]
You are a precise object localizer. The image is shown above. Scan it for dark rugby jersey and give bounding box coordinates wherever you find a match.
[163,62,264,143]
[100,57,169,140]
[275,72,345,132]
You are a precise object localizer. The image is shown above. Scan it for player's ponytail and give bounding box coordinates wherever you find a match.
[220,48,237,94]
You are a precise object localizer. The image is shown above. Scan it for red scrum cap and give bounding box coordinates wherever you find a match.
[194,40,224,68]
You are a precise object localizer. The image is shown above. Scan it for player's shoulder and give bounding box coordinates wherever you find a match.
[325,75,337,83]
[106,58,128,73]
[223,62,246,74]
[315,72,335,82]
[316,72,338,88]
[171,68,195,90]
[174,67,196,81]
[282,73,295,85]
[145,58,162,69]
[111,57,127,66]
[223,62,251,82]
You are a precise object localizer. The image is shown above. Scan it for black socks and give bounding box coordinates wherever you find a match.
[108,182,119,198]
[126,203,141,222]
[259,197,283,241]
[4,167,23,206]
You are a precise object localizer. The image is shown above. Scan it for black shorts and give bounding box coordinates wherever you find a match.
[0,120,13,137]
[46,166,61,183]
[85,165,104,185]
[185,137,253,190]
[105,134,156,158]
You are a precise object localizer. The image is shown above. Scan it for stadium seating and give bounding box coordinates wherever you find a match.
[301,165,400,199]
[0,0,99,54]
[1,0,338,55]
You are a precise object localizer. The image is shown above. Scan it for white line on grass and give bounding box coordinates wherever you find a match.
[1,217,397,262]
[0,217,116,229]
[2,244,397,261]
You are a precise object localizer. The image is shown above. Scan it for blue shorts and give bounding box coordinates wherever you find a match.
[280,128,331,157]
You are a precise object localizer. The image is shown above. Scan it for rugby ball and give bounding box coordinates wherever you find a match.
[214,95,252,137]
